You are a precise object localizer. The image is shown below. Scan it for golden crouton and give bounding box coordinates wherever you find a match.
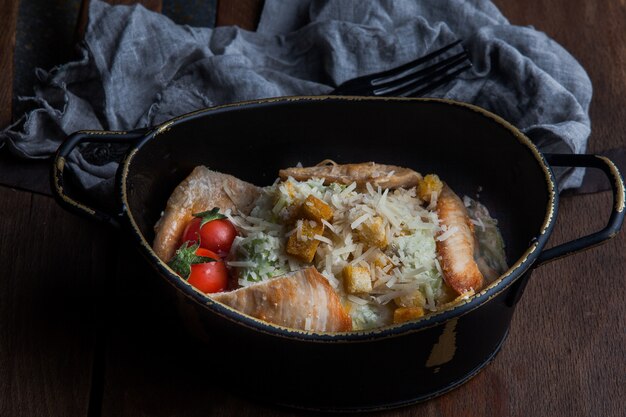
[274,182,300,223]
[300,195,334,222]
[371,249,393,270]
[286,220,324,263]
[355,216,387,249]
[394,290,426,308]
[343,264,372,294]
[393,306,425,324]
[417,174,443,203]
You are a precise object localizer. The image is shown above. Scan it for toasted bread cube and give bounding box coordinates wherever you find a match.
[394,290,426,308]
[300,195,334,222]
[417,174,443,203]
[343,264,372,294]
[371,249,392,270]
[286,220,324,263]
[393,306,425,324]
[274,182,300,223]
[355,216,387,249]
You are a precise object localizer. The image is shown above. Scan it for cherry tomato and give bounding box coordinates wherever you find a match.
[187,248,229,293]
[182,217,238,256]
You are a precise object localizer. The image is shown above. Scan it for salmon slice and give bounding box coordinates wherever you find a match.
[436,184,485,294]
[279,161,422,190]
[153,166,261,262]
[211,267,353,332]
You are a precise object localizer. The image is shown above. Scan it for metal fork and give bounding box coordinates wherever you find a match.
[331,40,472,97]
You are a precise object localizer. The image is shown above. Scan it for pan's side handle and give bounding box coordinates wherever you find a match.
[51,129,147,228]
[535,153,625,267]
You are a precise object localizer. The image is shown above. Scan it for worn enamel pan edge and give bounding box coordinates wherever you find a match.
[116,95,557,342]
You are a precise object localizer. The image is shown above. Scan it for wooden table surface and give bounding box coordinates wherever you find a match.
[1,1,624,416]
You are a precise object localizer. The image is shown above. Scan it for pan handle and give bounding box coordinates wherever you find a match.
[51,129,147,228]
[535,153,625,266]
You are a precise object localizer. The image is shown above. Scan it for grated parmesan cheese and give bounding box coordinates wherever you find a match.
[350,213,370,229]
[225,175,506,330]
[314,234,333,245]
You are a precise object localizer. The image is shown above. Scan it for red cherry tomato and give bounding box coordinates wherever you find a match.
[181,217,202,244]
[187,248,229,293]
[182,217,238,256]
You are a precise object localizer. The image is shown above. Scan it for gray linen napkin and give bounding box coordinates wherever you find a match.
[0,0,592,198]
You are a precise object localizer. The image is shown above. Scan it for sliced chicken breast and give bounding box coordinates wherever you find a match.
[153,166,261,262]
[212,267,353,332]
[279,161,422,190]
[436,184,485,294]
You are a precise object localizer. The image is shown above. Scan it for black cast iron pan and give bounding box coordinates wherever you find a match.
[51,97,624,411]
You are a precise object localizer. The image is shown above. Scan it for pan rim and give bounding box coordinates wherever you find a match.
[118,95,557,342]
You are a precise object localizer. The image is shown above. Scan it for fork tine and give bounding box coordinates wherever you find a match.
[330,39,471,96]
[331,40,463,95]
[366,40,463,83]
[374,54,471,97]
[402,64,472,97]
[372,51,468,93]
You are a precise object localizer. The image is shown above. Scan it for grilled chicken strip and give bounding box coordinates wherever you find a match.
[436,184,485,294]
[153,166,261,262]
[279,161,422,190]
[212,267,353,332]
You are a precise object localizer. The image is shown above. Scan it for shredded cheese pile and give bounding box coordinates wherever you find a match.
[225,176,505,330]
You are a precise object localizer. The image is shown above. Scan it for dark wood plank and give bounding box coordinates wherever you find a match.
[216,0,263,30]
[75,0,163,40]
[0,0,19,128]
[0,186,115,416]
[0,151,52,196]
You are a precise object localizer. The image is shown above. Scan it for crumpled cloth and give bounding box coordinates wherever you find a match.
[0,0,592,197]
